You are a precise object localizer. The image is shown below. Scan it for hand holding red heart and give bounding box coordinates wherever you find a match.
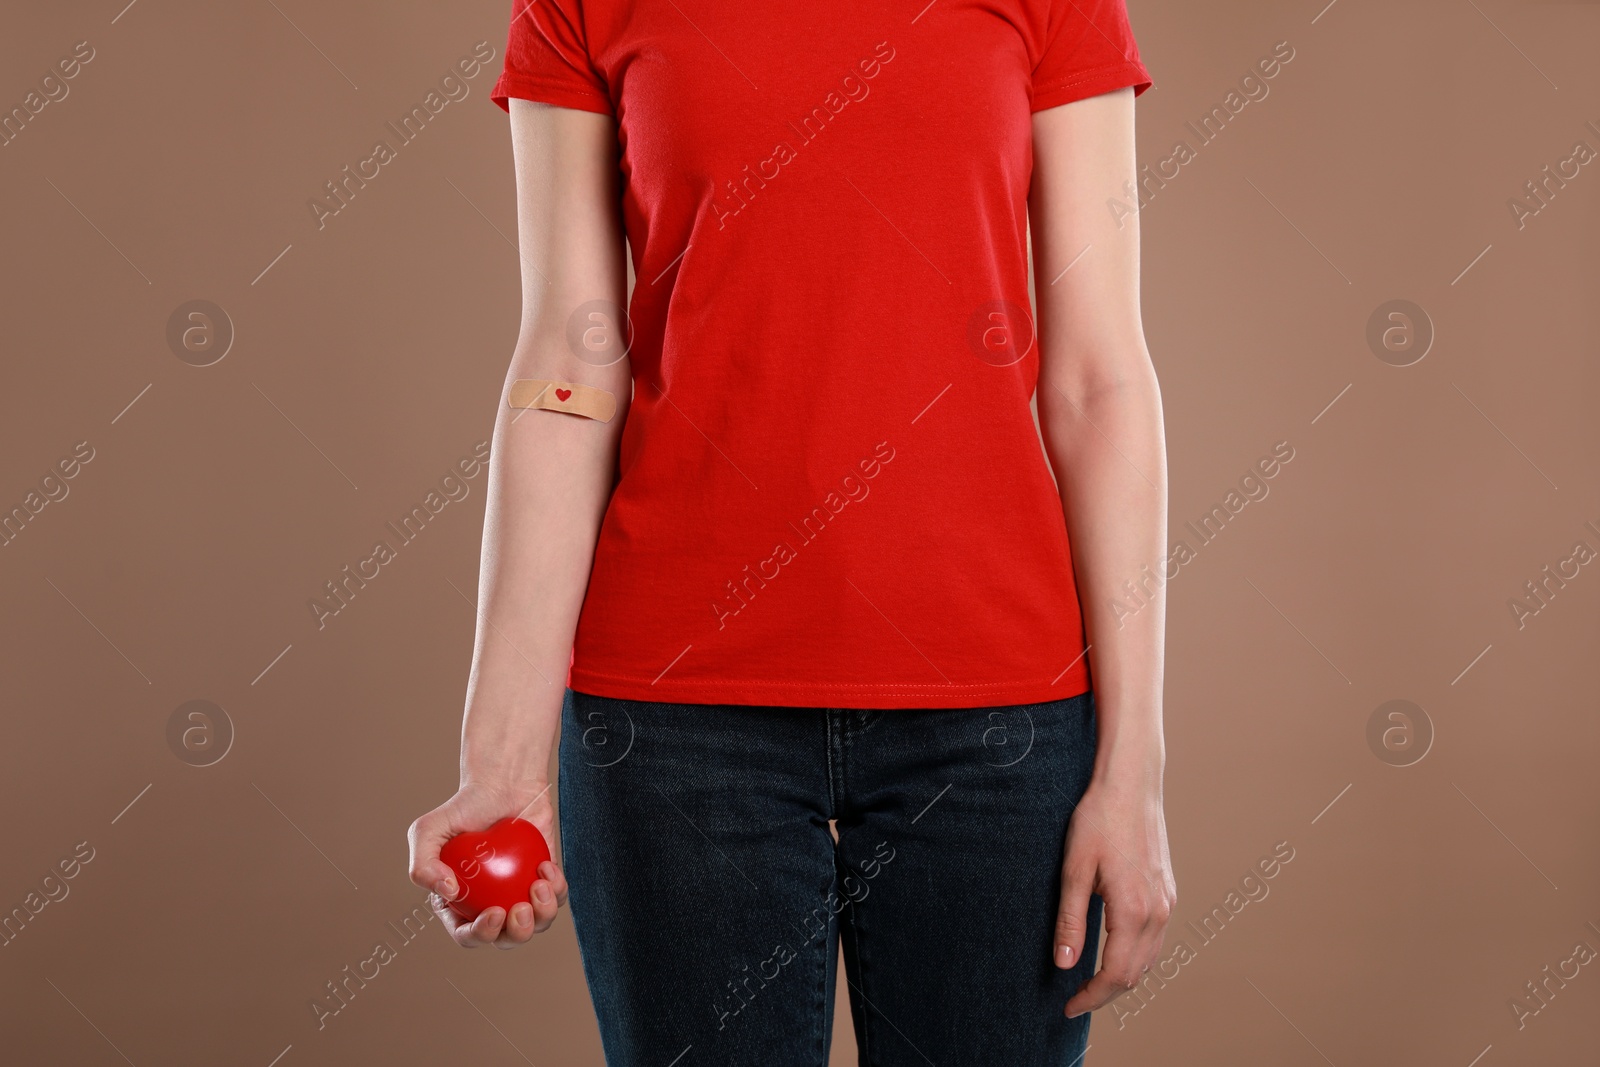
[407,780,567,949]
[439,816,552,921]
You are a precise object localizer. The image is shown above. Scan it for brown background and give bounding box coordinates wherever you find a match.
[2,0,1596,1064]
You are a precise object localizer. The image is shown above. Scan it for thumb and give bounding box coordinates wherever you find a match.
[408,809,462,899]
[1054,858,1095,969]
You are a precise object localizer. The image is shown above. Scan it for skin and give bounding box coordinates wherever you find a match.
[406,98,626,947]
[408,86,1179,1016]
[1032,87,1177,1017]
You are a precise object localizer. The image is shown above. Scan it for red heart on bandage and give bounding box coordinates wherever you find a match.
[555,388,572,401]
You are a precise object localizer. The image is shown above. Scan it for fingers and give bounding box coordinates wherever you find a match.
[540,860,569,907]
[428,884,513,950]
[461,906,509,948]
[407,810,461,900]
[493,862,568,944]
[413,799,569,950]
[428,867,569,950]
[1054,855,1095,971]
[528,873,561,934]
[1063,900,1141,1018]
[1064,888,1171,1019]
[428,891,479,948]
[471,872,566,948]
[486,870,563,947]
[497,903,538,947]
[432,894,531,950]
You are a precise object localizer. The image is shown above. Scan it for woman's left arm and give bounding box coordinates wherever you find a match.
[1029,85,1178,1019]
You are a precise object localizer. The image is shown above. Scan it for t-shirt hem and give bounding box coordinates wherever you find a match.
[567,666,1092,710]
[1031,59,1153,112]
[490,72,613,116]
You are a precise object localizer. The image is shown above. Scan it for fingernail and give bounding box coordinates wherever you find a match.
[1066,1008,1082,1019]
[1055,945,1073,968]
[437,878,458,899]
[513,902,533,925]
[534,882,553,905]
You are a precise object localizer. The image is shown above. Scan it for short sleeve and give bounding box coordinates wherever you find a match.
[489,0,613,116]
[1030,0,1153,112]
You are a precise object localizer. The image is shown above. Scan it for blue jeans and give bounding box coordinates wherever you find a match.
[558,689,1104,1066]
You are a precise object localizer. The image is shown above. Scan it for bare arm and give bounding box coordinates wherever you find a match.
[1029,86,1177,1015]
[407,98,629,948]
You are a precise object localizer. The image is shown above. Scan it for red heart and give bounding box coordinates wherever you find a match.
[439,817,552,921]
[555,388,572,401]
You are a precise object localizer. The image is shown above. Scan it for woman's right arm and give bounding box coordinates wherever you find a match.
[406,98,630,948]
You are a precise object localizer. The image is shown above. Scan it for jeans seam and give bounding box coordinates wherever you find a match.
[817,913,827,1067]
[825,710,841,817]
[849,904,872,1066]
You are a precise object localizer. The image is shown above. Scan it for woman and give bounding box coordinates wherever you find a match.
[408,0,1176,1061]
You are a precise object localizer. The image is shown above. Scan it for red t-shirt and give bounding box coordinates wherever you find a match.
[491,0,1152,709]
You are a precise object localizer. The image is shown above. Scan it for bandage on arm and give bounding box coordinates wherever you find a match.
[508,379,618,423]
